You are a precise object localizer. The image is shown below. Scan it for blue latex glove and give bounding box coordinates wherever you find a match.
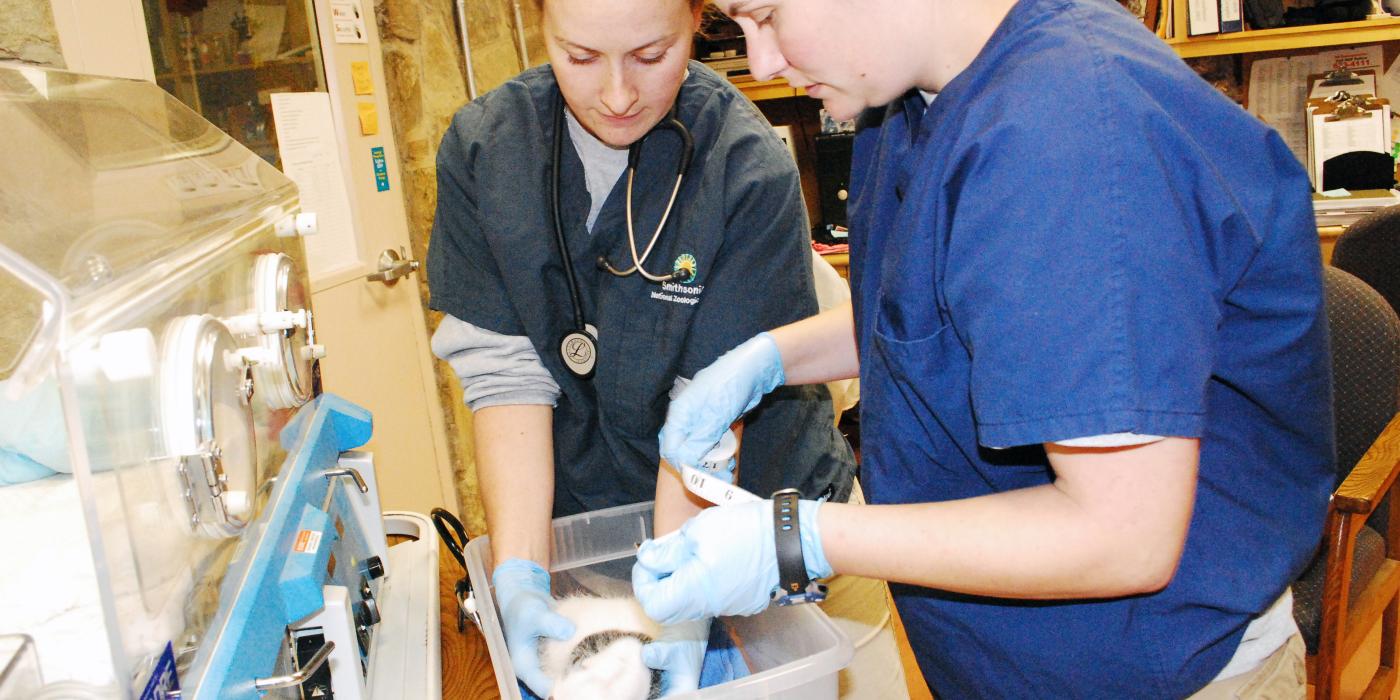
[632,499,830,625]
[660,333,785,471]
[492,559,576,698]
[643,618,710,697]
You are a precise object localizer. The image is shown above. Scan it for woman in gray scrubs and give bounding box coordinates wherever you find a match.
[426,0,905,697]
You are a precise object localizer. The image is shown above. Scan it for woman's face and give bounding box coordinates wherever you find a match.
[543,0,699,148]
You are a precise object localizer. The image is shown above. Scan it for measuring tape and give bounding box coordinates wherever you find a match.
[674,430,761,505]
[678,463,761,505]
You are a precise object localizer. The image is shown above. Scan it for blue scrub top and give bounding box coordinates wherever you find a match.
[428,63,854,517]
[849,0,1333,695]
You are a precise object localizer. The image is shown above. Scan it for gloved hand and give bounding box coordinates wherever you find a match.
[632,499,830,626]
[492,558,576,698]
[643,618,711,697]
[660,333,785,471]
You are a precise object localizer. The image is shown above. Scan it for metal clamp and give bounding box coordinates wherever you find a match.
[324,467,369,494]
[252,640,335,691]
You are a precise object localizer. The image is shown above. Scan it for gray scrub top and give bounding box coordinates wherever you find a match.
[427,62,855,517]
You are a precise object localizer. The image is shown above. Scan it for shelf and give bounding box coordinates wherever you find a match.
[1167,17,1400,58]
[732,77,807,102]
[157,55,313,82]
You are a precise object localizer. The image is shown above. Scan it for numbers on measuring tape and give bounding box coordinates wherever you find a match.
[679,464,761,505]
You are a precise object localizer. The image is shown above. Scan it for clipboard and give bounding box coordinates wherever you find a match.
[1307,69,1379,101]
[1305,93,1392,192]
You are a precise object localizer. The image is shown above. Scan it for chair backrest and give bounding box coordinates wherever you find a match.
[1332,204,1400,320]
[1324,266,1400,485]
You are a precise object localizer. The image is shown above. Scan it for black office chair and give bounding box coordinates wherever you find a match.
[1332,204,1400,319]
[1292,266,1400,699]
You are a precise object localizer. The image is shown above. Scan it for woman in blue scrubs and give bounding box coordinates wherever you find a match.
[426,0,907,697]
[638,0,1334,697]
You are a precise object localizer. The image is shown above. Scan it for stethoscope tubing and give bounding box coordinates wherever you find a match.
[617,167,687,281]
[551,89,695,331]
[551,92,588,333]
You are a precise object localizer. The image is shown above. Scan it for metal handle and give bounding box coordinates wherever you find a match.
[325,467,369,493]
[253,640,335,691]
[365,247,420,286]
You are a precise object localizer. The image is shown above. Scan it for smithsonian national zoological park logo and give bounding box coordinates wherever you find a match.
[672,253,697,284]
[650,253,704,307]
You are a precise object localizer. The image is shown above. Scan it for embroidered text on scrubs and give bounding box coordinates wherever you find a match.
[651,282,705,306]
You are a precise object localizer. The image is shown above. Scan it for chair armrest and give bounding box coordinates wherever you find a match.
[1334,412,1400,515]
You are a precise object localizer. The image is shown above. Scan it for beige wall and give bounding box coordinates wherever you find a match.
[374,0,546,536]
[0,0,65,67]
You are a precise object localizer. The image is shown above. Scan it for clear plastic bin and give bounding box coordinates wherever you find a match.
[462,501,854,699]
[0,635,42,700]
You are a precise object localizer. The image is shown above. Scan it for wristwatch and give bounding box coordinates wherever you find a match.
[770,488,828,606]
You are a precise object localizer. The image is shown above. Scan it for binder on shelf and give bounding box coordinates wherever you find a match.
[1219,0,1244,32]
[1188,0,1221,35]
[1305,93,1393,192]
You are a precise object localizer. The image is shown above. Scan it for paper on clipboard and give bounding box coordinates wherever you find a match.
[1249,56,1314,165]
[1315,46,1383,75]
[1307,97,1392,192]
[271,92,362,281]
[1381,57,1400,104]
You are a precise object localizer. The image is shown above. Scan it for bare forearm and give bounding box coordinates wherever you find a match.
[654,423,744,536]
[819,438,1199,599]
[654,462,709,536]
[768,303,859,385]
[474,404,556,568]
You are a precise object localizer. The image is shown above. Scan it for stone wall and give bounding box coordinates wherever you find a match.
[0,0,65,67]
[0,4,65,377]
[374,0,546,536]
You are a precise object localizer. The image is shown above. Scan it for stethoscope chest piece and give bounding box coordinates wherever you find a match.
[559,324,599,379]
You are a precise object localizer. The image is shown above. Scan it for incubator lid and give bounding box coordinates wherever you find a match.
[0,64,300,389]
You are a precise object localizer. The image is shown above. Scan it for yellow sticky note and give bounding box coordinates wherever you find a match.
[357,102,379,135]
[351,61,373,95]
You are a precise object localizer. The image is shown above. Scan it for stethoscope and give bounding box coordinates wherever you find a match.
[550,91,695,379]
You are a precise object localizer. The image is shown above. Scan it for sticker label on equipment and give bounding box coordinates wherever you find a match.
[294,529,323,554]
[138,642,180,700]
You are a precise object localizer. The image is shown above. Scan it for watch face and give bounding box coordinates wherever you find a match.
[160,314,257,538]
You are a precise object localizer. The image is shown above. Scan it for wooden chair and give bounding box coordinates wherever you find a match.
[1293,266,1400,699]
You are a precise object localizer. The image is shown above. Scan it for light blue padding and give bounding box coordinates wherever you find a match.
[280,392,373,454]
[0,449,55,485]
[186,394,373,700]
[277,505,338,623]
[0,377,71,479]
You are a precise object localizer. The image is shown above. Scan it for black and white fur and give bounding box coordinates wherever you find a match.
[539,596,664,700]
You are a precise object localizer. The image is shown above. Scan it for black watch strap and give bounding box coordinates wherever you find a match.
[771,488,827,606]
